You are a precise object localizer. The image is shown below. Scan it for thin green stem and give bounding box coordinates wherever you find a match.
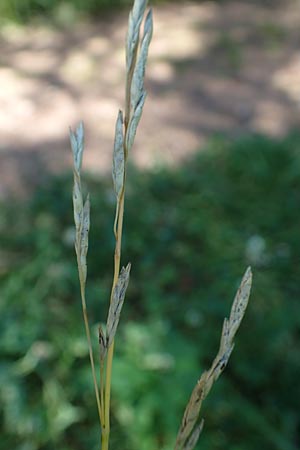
[103,193,125,450]
[101,2,149,445]
[100,358,105,425]
[78,270,102,428]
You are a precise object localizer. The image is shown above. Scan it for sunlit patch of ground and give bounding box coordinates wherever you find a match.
[0,0,300,197]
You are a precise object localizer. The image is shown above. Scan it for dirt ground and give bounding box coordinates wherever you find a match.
[0,0,300,197]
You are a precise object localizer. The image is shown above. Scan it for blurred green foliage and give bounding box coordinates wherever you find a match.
[0,0,172,23]
[0,0,245,23]
[1,134,300,450]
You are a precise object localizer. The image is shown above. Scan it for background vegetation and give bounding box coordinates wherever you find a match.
[1,134,299,450]
[0,0,269,23]
[2,0,171,23]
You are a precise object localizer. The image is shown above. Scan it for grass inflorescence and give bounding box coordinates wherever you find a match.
[70,1,153,448]
[69,1,252,449]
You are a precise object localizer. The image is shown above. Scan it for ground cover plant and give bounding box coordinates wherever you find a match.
[1,132,300,450]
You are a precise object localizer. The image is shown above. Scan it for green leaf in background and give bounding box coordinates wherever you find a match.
[0,133,300,449]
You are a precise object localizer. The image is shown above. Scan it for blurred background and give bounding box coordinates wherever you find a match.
[0,1,300,449]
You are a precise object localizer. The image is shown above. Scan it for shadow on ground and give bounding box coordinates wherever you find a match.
[0,0,300,197]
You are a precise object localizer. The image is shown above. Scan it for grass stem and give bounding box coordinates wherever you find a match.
[79,281,102,428]
[103,192,125,448]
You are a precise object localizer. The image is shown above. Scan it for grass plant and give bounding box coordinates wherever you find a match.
[70,1,153,448]
[69,1,252,449]
[70,0,252,450]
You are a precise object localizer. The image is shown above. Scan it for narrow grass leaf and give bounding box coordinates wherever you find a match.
[106,263,131,348]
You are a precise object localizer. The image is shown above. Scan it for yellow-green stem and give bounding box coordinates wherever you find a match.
[100,359,105,425]
[79,282,103,428]
[101,424,109,450]
[103,193,125,450]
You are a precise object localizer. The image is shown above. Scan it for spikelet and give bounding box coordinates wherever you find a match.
[112,110,125,201]
[175,372,207,450]
[98,325,107,361]
[69,122,91,285]
[228,266,252,343]
[130,9,153,112]
[182,420,204,450]
[70,121,84,173]
[79,194,90,284]
[125,0,152,153]
[70,123,84,234]
[106,264,131,349]
[126,91,147,153]
[72,174,83,244]
[175,267,252,450]
[126,0,148,74]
